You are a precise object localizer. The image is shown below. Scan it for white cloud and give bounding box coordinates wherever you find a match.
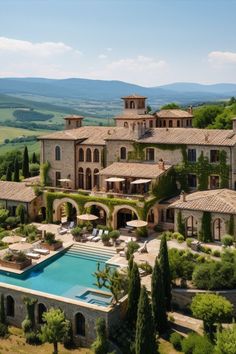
[0,36,81,57]
[208,51,236,64]
[106,47,112,52]
[98,54,107,59]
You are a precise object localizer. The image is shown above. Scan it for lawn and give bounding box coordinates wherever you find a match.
[0,327,92,354]
[0,126,47,144]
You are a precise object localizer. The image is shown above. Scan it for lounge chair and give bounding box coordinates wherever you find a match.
[104,230,109,236]
[26,252,40,259]
[33,248,50,255]
[58,227,68,235]
[119,251,126,257]
[138,241,148,254]
[69,221,75,229]
[91,229,103,242]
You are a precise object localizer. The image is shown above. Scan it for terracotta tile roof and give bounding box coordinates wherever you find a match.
[170,189,236,214]
[0,181,36,203]
[64,115,84,120]
[121,94,147,99]
[99,162,172,179]
[156,109,193,118]
[115,113,154,120]
[138,128,236,146]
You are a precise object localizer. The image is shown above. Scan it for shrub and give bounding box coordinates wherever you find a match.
[212,249,221,257]
[139,262,152,274]
[101,233,110,244]
[70,227,82,237]
[44,232,56,245]
[222,234,234,247]
[25,331,42,345]
[200,246,212,254]
[3,252,12,262]
[0,323,8,338]
[177,234,185,243]
[22,319,32,333]
[186,237,193,247]
[15,251,27,263]
[170,332,182,351]
[182,333,213,354]
[172,232,183,240]
[126,241,140,260]
[109,230,120,241]
[162,231,172,241]
[5,216,19,228]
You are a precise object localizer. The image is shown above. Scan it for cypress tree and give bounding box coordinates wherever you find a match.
[128,254,134,278]
[126,262,140,325]
[200,212,212,242]
[32,152,37,164]
[151,258,168,334]
[13,157,20,182]
[159,233,172,311]
[22,146,30,178]
[0,294,6,324]
[6,166,12,181]
[135,286,157,354]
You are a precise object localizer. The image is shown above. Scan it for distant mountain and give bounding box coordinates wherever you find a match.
[0,78,236,107]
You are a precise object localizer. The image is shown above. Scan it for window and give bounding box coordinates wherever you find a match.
[210,150,220,163]
[188,174,197,188]
[93,169,99,188]
[75,313,85,336]
[6,296,14,317]
[149,120,153,128]
[210,175,220,189]
[55,146,61,161]
[148,209,155,223]
[186,119,189,127]
[38,303,47,324]
[177,120,180,127]
[187,149,196,162]
[124,122,128,128]
[120,147,127,160]
[55,171,61,187]
[146,148,155,161]
[86,168,92,190]
[163,120,166,127]
[169,120,173,127]
[130,101,135,109]
[93,149,99,162]
[79,148,84,162]
[86,148,92,162]
[78,167,84,189]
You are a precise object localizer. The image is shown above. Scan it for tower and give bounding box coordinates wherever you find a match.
[64,115,84,130]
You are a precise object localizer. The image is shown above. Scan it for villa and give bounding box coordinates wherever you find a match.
[38,94,236,239]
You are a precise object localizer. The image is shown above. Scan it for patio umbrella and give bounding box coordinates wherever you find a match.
[130,179,151,184]
[105,177,125,182]
[77,214,99,221]
[2,236,24,244]
[58,178,72,182]
[9,242,32,252]
[126,220,148,228]
[37,224,49,238]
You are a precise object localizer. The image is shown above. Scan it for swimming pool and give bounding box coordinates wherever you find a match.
[0,248,113,306]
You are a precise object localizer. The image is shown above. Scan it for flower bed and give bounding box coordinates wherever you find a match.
[0,258,32,270]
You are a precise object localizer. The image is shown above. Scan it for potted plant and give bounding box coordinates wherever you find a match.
[71,227,83,241]
[41,232,62,251]
[101,233,110,246]
[0,251,32,270]
[109,230,120,245]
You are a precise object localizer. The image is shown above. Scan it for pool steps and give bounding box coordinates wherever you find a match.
[66,244,116,263]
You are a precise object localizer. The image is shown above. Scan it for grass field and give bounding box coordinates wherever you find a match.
[0,327,92,354]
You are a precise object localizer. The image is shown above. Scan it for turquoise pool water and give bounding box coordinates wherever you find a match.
[0,250,113,306]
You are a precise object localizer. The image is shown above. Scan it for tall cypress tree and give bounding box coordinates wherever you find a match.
[135,286,157,354]
[151,258,168,334]
[159,233,172,311]
[13,157,20,182]
[22,146,30,178]
[128,254,134,279]
[126,262,140,325]
[6,166,12,181]
[32,152,37,164]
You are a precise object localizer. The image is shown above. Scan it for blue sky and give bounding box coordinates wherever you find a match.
[0,0,236,85]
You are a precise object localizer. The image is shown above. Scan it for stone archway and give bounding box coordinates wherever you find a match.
[53,197,80,222]
[84,202,110,226]
[113,204,139,229]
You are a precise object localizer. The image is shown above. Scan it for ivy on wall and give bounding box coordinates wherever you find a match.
[127,142,186,161]
[40,161,51,186]
[228,214,235,238]
[152,168,178,200]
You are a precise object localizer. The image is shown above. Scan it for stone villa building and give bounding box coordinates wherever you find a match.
[39,95,236,240]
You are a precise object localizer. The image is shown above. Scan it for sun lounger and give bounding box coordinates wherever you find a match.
[119,251,126,257]
[104,230,109,236]
[138,268,146,276]
[92,228,98,237]
[92,236,101,242]
[58,227,68,235]
[69,221,75,229]
[33,248,50,255]
[86,235,95,241]
[97,229,103,237]
[138,241,148,254]
[26,252,40,259]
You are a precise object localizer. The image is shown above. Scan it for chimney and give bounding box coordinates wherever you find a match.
[158,158,165,170]
[180,190,186,202]
[232,117,236,133]
[188,105,193,115]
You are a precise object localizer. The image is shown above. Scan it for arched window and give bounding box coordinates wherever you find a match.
[79,148,84,162]
[78,167,84,189]
[93,149,99,163]
[124,122,128,128]
[130,101,135,109]
[94,169,99,188]
[6,295,14,317]
[120,147,127,160]
[75,313,85,336]
[55,146,61,161]
[38,303,47,324]
[86,148,92,162]
[169,120,173,127]
[86,168,92,190]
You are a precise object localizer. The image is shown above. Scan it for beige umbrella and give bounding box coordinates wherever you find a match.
[37,224,48,238]
[126,220,148,228]
[131,179,151,184]
[105,177,125,182]
[2,236,24,244]
[9,242,32,252]
[58,178,72,182]
[77,214,99,221]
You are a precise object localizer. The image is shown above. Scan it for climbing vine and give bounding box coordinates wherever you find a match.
[128,142,186,161]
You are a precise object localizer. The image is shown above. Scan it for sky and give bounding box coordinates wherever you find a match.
[0,0,236,86]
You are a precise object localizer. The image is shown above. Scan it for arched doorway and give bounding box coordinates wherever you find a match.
[85,168,92,190]
[6,295,15,317]
[186,215,198,237]
[38,303,47,324]
[53,198,79,223]
[75,312,85,336]
[93,169,99,189]
[85,202,109,226]
[213,218,223,241]
[37,207,46,222]
[78,167,84,189]
[114,206,139,229]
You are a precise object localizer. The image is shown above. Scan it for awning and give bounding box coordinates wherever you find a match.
[131,179,152,185]
[105,177,125,182]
